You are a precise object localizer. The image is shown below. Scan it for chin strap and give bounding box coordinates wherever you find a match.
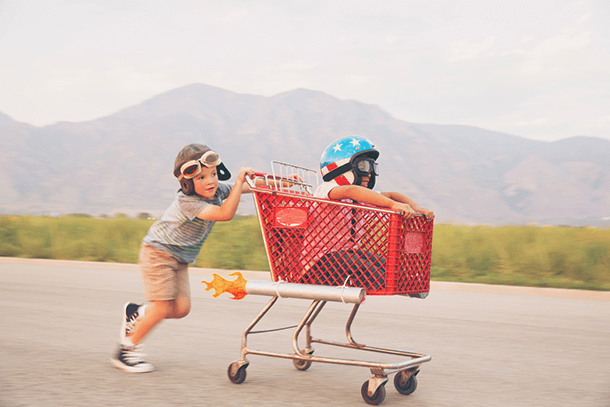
[367,175,376,189]
[353,174,376,189]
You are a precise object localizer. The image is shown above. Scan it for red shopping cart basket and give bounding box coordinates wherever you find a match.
[251,172,433,296]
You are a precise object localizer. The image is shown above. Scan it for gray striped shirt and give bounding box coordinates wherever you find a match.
[142,183,233,264]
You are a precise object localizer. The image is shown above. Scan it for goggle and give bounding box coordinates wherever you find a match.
[179,150,221,179]
[352,157,379,177]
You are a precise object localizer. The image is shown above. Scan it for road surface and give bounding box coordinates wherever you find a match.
[1,258,609,407]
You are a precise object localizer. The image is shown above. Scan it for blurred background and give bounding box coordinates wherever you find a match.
[1,4,609,406]
[1,0,609,225]
[1,1,609,289]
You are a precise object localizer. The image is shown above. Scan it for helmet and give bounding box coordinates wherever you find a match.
[174,144,231,195]
[320,135,379,189]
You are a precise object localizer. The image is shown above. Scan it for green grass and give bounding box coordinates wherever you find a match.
[431,224,610,291]
[195,216,269,271]
[0,215,270,271]
[0,215,151,263]
[1,215,609,291]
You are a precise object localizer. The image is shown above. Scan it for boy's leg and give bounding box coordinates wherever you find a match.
[128,300,170,345]
[165,296,191,319]
[125,250,191,345]
[112,246,180,373]
[120,302,146,343]
[128,296,190,345]
[112,298,186,374]
[164,264,191,319]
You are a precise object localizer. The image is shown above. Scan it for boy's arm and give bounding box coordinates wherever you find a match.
[328,185,434,220]
[197,168,253,221]
[240,174,304,194]
[328,185,417,218]
[380,191,435,220]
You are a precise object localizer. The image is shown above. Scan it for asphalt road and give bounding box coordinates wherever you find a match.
[1,258,609,407]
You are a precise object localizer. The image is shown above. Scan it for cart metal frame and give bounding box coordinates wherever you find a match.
[224,166,433,405]
[227,294,431,405]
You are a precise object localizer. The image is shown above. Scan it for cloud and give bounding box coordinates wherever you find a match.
[530,32,592,57]
[0,0,609,142]
[513,117,550,127]
[447,37,497,61]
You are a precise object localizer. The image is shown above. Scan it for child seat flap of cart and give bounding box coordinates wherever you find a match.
[202,161,434,405]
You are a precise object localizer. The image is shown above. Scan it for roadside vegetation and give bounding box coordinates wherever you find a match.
[1,215,608,291]
[431,224,610,291]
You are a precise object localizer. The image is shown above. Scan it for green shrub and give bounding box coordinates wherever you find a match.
[1,216,608,291]
[196,216,269,271]
[430,224,610,290]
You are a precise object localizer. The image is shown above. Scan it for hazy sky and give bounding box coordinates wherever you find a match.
[1,0,609,142]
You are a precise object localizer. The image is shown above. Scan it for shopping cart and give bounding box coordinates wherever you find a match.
[217,162,433,405]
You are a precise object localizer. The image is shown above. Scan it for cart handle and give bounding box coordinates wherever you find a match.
[247,173,431,219]
[245,174,257,189]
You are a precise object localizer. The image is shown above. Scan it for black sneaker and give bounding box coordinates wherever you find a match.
[120,302,146,343]
[110,344,154,373]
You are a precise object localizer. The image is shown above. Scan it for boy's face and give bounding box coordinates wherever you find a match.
[193,165,219,198]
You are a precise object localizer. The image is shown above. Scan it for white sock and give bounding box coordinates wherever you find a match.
[138,304,147,318]
[122,337,135,347]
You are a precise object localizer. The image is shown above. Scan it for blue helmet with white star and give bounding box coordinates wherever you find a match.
[320,135,379,189]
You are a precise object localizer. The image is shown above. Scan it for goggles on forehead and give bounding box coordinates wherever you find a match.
[179,150,221,179]
[352,156,379,177]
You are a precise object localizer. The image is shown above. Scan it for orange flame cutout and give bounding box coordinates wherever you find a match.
[202,271,248,300]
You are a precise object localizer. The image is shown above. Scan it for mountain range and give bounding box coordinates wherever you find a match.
[1,84,609,226]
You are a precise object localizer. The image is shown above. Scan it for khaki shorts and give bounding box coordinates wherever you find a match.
[139,245,190,301]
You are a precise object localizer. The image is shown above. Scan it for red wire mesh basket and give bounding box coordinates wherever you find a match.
[252,179,433,296]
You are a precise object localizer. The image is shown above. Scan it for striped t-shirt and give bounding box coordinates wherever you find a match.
[142,183,232,264]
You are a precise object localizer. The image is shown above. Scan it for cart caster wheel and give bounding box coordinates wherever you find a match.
[361,381,386,405]
[394,371,417,395]
[227,363,247,384]
[293,358,312,371]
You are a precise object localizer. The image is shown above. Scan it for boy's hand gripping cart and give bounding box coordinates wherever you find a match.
[202,162,434,405]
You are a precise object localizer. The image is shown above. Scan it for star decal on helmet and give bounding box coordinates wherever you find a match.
[333,143,342,152]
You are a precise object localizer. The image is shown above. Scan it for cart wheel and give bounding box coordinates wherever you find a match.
[227,363,247,384]
[361,381,386,405]
[394,372,417,395]
[293,358,312,371]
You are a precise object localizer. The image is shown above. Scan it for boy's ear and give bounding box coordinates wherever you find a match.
[180,179,196,195]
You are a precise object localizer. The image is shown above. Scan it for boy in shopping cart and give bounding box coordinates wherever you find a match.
[110,143,285,373]
[303,135,434,295]
[315,135,434,220]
